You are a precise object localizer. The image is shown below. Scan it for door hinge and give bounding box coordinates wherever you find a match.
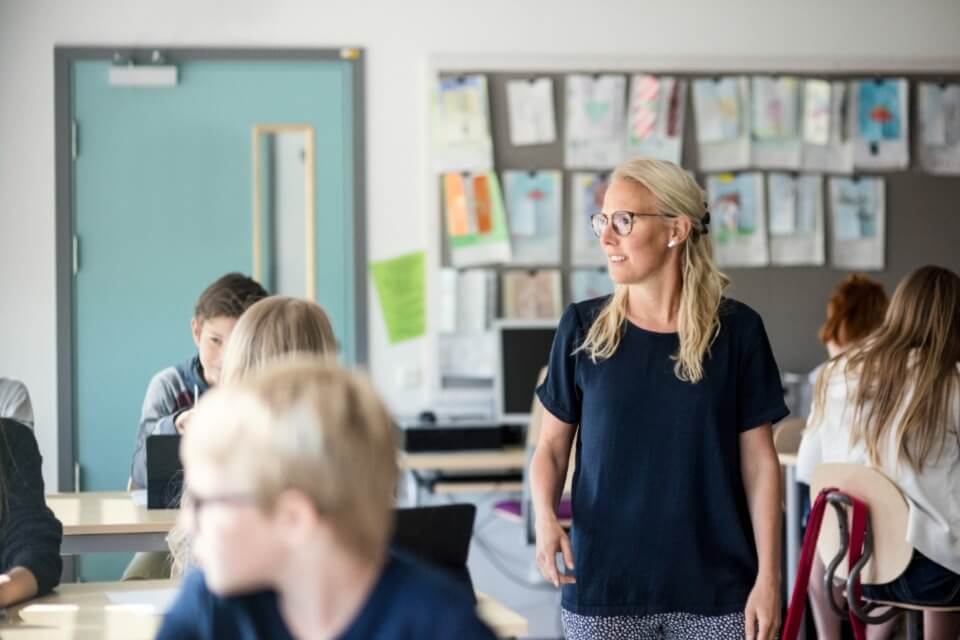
[72,234,80,275]
[71,120,78,160]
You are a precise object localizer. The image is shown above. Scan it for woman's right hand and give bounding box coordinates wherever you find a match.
[535,515,575,588]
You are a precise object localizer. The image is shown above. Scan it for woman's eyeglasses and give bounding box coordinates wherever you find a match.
[590,210,676,238]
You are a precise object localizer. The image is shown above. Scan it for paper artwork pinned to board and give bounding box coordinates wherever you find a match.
[370,252,426,344]
[432,75,493,172]
[752,76,800,140]
[917,82,960,175]
[506,78,557,146]
[502,170,562,264]
[570,172,610,266]
[693,77,751,171]
[565,74,627,169]
[443,171,511,267]
[626,75,687,164]
[571,269,614,302]
[852,78,909,170]
[751,76,802,169]
[802,80,854,173]
[705,172,769,267]
[829,177,885,270]
[767,173,825,266]
[802,80,832,146]
[502,270,563,320]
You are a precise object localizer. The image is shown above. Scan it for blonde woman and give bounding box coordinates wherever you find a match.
[158,360,496,639]
[165,295,338,577]
[531,158,787,640]
[798,266,960,640]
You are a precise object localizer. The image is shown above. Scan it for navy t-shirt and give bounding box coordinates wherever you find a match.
[537,296,788,617]
[156,553,497,640]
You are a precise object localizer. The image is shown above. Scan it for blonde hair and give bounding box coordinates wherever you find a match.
[220,296,337,384]
[576,157,729,383]
[812,266,960,471]
[184,358,398,559]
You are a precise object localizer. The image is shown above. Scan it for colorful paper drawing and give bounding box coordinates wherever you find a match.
[706,172,768,267]
[857,80,902,141]
[370,252,426,344]
[829,177,885,270]
[803,80,831,145]
[831,178,880,240]
[693,78,742,143]
[443,172,512,267]
[432,75,493,172]
[570,172,610,266]
[626,75,686,163]
[502,270,563,320]
[571,269,614,302]
[436,75,490,144]
[565,74,627,168]
[502,171,562,264]
[767,173,797,236]
[506,78,557,146]
[752,76,800,140]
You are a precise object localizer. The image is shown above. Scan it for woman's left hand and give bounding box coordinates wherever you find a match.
[744,577,780,640]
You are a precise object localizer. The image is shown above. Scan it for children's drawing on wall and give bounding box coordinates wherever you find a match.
[706,172,769,267]
[565,74,627,169]
[767,173,825,266]
[852,78,909,169]
[917,82,960,175]
[829,176,885,270]
[506,78,557,147]
[502,170,562,264]
[443,171,511,267]
[802,80,832,146]
[570,172,610,266]
[432,75,493,172]
[693,77,751,170]
[626,74,686,164]
[501,270,563,320]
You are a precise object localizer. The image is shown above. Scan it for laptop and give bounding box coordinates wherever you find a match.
[146,434,184,510]
[391,503,477,598]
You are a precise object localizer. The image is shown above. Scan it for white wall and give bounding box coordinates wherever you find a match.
[2,0,959,489]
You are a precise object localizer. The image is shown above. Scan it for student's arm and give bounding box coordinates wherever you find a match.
[739,424,781,640]
[0,421,63,605]
[130,372,182,490]
[530,409,577,587]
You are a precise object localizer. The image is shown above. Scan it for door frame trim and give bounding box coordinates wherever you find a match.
[54,46,368,491]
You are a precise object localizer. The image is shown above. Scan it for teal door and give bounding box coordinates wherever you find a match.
[70,55,359,578]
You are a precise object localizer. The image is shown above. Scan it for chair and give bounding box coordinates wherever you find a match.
[493,367,573,545]
[810,463,960,639]
[773,417,805,456]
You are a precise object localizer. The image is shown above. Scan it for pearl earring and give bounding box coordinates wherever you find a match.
[668,240,677,248]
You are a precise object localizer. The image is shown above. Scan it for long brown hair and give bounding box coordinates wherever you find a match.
[814,266,960,471]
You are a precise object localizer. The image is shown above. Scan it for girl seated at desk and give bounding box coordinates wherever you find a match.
[158,359,496,639]
[798,265,960,640]
[0,417,62,606]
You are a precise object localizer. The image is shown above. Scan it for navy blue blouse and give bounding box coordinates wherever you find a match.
[537,296,788,617]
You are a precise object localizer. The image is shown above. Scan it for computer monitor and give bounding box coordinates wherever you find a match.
[494,320,557,425]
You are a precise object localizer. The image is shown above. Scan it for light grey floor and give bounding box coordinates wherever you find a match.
[406,484,565,639]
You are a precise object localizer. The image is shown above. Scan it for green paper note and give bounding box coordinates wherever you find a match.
[371,251,426,344]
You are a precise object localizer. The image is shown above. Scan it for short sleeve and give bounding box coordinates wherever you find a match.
[536,304,583,426]
[737,313,789,432]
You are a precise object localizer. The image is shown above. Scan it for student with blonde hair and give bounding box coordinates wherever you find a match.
[531,157,788,640]
[157,360,496,639]
[162,295,338,577]
[798,265,960,640]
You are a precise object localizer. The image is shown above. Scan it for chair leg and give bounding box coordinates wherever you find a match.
[904,609,923,640]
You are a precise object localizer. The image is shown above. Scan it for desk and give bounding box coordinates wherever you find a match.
[399,447,526,506]
[0,580,528,639]
[46,492,178,554]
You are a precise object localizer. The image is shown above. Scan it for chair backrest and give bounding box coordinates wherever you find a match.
[810,463,912,585]
[773,417,805,455]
